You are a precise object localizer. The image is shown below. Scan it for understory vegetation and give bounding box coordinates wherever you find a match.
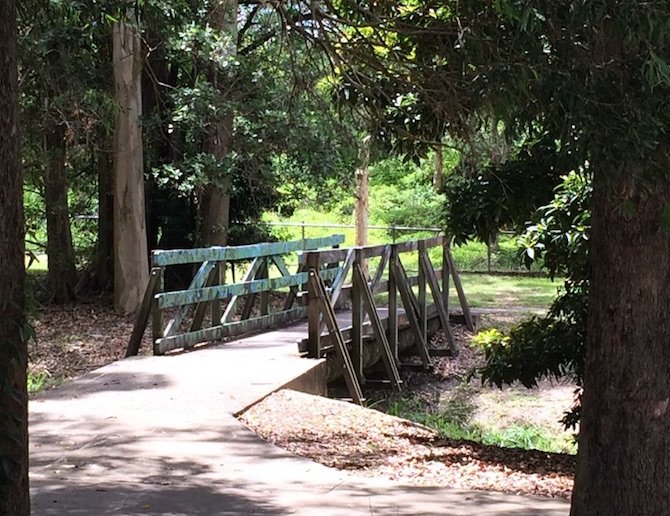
[386,394,577,455]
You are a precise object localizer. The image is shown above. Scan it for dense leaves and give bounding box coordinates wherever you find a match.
[475,172,591,429]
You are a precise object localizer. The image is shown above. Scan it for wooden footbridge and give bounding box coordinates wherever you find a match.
[126,234,474,404]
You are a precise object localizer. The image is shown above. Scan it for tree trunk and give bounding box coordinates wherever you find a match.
[355,134,371,247]
[571,165,670,515]
[200,0,238,247]
[112,16,149,314]
[0,1,30,513]
[95,144,114,291]
[433,144,444,193]
[44,122,77,303]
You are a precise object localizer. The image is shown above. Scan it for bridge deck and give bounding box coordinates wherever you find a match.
[29,314,568,515]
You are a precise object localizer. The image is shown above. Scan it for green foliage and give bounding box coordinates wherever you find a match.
[369,156,446,237]
[444,138,569,246]
[474,172,591,428]
[385,394,575,454]
[517,171,591,280]
[450,236,534,272]
[27,371,49,394]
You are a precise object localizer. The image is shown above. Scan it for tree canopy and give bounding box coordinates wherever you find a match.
[281,1,670,514]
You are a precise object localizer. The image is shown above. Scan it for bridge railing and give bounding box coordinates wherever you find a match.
[302,235,474,404]
[126,234,345,356]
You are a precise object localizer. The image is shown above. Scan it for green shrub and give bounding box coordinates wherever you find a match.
[474,171,590,429]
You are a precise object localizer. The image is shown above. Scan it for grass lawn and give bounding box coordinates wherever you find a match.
[455,273,562,309]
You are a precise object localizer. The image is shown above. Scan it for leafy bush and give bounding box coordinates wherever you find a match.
[369,156,446,236]
[444,158,560,245]
[473,171,591,429]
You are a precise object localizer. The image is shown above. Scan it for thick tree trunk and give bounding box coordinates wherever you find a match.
[355,135,371,247]
[112,17,149,314]
[199,0,237,247]
[571,165,670,515]
[44,122,77,302]
[0,1,30,513]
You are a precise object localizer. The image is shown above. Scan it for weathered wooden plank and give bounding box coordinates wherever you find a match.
[299,247,351,265]
[306,254,322,358]
[126,267,162,357]
[352,249,365,382]
[388,246,399,359]
[152,234,345,266]
[151,268,165,355]
[271,255,300,311]
[211,261,224,324]
[156,266,341,312]
[370,245,390,292]
[299,305,444,353]
[308,270,364,405]
[164,260,217,338]
[190,262,222,332]
[260,258,269,316]
[394,235,444,254]
[329,248,354,306]
[445,246,475,331]
[155,307,307,354]
[391,258,433,369]
[418,244,428,345]
[353,262,402,391]
[224,257,264,323]
[300,238,443,266]
[357,243,391,260]
[421,251,457,355]
[442,243,450,316]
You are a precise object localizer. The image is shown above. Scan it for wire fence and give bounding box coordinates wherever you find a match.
[258,221,442,244]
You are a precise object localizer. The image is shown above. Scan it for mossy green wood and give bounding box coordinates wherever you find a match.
[152,235,345,266]
[157,266,341,309]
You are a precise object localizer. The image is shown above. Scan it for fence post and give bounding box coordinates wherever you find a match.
[306,252,321,358]
[352,248,365,382]
[151,266,165,355]
[260,257,269,316]
[418,240,428,344]
[442,238,450,315]
[388,243,399,360]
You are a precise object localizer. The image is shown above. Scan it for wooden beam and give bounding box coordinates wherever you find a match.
[151,267,165,355]
[153,234,345,266]
[420,250,458,355]
[388,246,399,359]
[126,267,162,357]
[445,246,475,331]
[393,235,444,254]
[308,269,364,405]
[391,258,433,369]
[299,247,351,265]
[370,245,390,292]
[353,263,402,391]
[158,265,342,311]
[306,253,322,358]
[352,249,365,382]
[155,307,307,354]
[164,260,217,338]
[221,256,264,323]
[190,263,223,332]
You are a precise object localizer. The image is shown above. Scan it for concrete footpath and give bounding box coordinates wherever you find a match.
[30,320,569,515]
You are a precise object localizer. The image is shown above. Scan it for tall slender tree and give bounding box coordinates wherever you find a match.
[0,0,29,513]
[112,11,149,313]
